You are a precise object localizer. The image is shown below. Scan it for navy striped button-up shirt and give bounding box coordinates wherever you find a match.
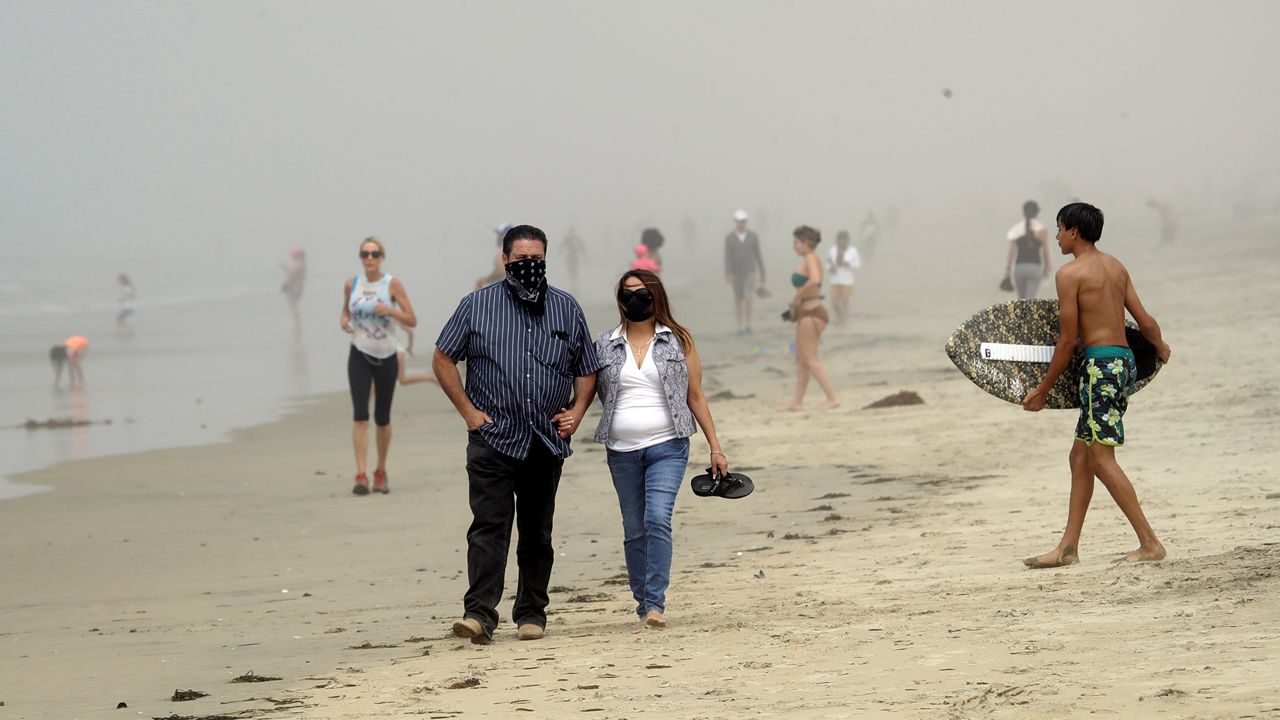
[436,283,601,460]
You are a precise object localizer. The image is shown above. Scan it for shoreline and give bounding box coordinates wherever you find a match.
[3,228,1278,718]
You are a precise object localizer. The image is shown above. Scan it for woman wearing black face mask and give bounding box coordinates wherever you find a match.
[591,269,728,630]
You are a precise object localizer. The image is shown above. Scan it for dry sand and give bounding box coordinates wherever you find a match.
[2,225,1278,719]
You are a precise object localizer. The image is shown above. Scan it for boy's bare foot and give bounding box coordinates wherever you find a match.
[1023,547,1079,569]
[1113,543,1166,563]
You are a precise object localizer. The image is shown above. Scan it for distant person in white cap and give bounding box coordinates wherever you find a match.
[475,224,512,289]
[724,210,766,335]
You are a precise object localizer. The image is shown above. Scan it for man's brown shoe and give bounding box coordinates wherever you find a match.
[451,618,490,645]
[517,623,545,641]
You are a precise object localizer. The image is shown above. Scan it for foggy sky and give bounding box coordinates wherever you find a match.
[3,0,1277,296]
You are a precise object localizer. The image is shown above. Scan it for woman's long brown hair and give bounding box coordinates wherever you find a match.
[615,269,694,352]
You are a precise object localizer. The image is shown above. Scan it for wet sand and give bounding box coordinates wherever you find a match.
[2,224,1278,719]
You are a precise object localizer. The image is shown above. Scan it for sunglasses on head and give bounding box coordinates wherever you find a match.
[618,287,652,303]
[360,250,383,259]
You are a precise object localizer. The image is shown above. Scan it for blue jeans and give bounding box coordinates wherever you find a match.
[605,437,689,617]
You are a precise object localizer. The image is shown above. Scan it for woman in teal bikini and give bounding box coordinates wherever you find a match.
[785,226,839,411]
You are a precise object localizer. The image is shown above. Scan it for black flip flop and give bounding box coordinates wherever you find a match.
[690,468,754,499]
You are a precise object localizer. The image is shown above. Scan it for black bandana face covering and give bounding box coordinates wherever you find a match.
[505,258,548,312]
[618,287,654,322]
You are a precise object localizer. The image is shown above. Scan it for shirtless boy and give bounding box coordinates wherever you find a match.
[1021,202,1172,568]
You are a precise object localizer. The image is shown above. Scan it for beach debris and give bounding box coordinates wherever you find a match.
[806,504,834,512]
[447,678,482,690]
[323,627,347,634]
[117,702,128,708]
[823,513,844,522]
[403,636,428,643]
[152,715,240,720]
[754,570,765,579]
[707,389,755,401]
[782,532,816,540]
[348,642,399,650]
[548,585,580,593]
[864,391,925,409]
[229,671,280,683]
[815,492,852,500]
[566,592,612,603]
[170,690,209,702]
[644,664,671,669]
[1266,492,1280,499]
[20,417,111,430]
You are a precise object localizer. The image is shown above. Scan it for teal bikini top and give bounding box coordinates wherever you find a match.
[791,272,808,288]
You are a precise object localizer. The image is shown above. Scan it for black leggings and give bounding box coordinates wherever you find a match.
[348,346,399,426]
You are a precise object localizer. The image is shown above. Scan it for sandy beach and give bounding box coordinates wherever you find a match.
[3,225,1278,720]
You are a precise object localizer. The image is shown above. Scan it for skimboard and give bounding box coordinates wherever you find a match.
[945,299,1161,409]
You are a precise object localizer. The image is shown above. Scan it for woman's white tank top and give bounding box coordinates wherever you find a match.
[349,274,398,359]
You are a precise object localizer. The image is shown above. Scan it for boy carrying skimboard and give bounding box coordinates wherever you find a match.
[1020,202,1172,568]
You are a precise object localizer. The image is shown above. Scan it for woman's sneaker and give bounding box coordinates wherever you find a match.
[372,470,389,494]
[352,473,370,496]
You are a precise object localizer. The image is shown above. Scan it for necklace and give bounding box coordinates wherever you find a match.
[625,331,654,358]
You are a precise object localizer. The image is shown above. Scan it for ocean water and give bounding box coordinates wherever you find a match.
[0,237,704,500]
[0,245,464,500]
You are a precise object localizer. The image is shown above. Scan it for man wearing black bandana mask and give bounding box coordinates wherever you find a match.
[433,224,602,645]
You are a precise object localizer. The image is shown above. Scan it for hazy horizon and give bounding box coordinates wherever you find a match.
[4,1,1278,304]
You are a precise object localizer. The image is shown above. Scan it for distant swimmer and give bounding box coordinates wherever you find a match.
[827,230,862,326]
[858,211,881,261]
[280,248,306,336]
[116,273,136,336]
[784,226,838,411]
[1003,201,1052,300]
[1146,199,1179,245]
[341,237,417,496]
[724,210,766,335]
[50,336,89,390]
[1021,203,1171,568]
[475,224,512,289]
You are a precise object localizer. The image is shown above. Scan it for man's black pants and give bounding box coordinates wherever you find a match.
[463,431,563,638]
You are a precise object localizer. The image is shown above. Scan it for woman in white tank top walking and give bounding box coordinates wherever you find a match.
[340,237,417,495]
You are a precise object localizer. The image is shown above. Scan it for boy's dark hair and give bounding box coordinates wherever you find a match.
[1056,202,1105,243]
[502,225,548,255]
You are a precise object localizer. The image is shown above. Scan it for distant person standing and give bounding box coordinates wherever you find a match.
[858,212,881,261]
[475,224,512,289]
[1004,201,1052,299]
[281,248,306,336]
[827,230,861,326]
[724,210,766,335]
[1147,199,1179,245]
[786,226,839,411]
[340,237,418,496]
[116,273,136,336]
[50,336,89,390]
[634,228,664,274]
[562,227,587,290]
[433,224,601,645]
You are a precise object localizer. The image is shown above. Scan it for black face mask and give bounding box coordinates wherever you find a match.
[618,287,654,322]
[505,258,548,313]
